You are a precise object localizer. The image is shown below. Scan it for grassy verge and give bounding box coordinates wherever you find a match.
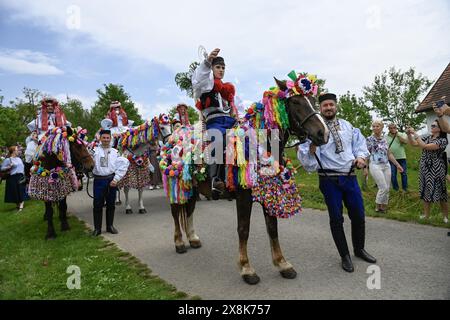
[286,146,450,229]
[0,184,190,299]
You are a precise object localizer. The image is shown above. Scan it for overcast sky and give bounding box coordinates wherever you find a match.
[0,0,449,120]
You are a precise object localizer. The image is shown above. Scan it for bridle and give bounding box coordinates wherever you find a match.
[285,96,320,148]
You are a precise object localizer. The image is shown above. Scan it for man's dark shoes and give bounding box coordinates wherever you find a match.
[106,226,119,234]
[355,249,376,263]
[341,254,354,273]
[92,229,102,236]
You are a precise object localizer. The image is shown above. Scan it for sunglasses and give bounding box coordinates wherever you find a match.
[431,124,439,128]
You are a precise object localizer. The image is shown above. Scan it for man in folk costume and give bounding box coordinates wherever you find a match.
[92,127,129,236]
[27,97,71,140]
[297,93,376,273]
[172,103,190,131]
[107,101,134,145]
[192,48,238,199]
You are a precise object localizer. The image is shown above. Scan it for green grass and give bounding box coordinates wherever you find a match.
[0,184,189,300]
[286,145,450,229]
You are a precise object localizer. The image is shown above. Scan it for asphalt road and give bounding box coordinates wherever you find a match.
[67,187,450,300]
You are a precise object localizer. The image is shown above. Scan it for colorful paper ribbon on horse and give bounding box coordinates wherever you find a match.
[159,126,206,204]
[118,120,158,151]
[36,127,71,163]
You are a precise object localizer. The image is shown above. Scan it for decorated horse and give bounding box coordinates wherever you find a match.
[28,126,94,239]
[117,114,173,214]
[160,72,329,284]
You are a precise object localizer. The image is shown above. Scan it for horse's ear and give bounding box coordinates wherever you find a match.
[274,77,287,91]
[66,126,73,136]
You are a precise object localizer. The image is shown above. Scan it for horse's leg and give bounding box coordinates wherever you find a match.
[186,191,201,248]
[138,188,147,214]
[171,204,186,253]
[45,201,57,240]
[263,208,297,279]
[115,188,122,205]
[124,187,133,214]
[236,188,259,285]
[59,198,70,231]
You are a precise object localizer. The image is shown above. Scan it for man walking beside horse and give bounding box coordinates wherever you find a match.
[297,92,377,273]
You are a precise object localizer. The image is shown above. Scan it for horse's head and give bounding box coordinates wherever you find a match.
[66,126,94,173]
[274,78,329,146]
[157,114,173,143]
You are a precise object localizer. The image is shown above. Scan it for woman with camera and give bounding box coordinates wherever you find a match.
[407,121,448,223]
[1,146,26,212]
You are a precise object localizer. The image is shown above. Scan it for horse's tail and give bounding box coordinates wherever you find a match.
[179,204,189,236]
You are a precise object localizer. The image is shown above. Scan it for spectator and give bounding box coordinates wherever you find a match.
[1,146,26,211]
[407,120,448,223]
[365,120,404,213]
[386,123,409,192]
[24,131,38,184]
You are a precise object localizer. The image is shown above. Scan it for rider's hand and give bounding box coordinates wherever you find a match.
[208,48,220,63]
[110,180,118,187]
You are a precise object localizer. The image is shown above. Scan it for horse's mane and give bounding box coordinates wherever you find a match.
[36,128,71,163]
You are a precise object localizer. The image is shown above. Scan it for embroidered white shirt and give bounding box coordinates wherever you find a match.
[93,146,129,182]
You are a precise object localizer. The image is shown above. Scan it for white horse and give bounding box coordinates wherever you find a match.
[119,115,172,214]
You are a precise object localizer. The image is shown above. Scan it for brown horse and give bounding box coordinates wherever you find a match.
[235,79,329,284]
[30,127,94,239]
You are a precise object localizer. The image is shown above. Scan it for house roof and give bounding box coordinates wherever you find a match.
[415,62,450,113]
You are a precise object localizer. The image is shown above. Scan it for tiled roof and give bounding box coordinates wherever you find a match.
[416,62,450,113]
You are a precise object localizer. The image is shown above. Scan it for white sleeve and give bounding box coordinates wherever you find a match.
[297,139,319,172]
[113,156,130,182]
[192,59,214,100]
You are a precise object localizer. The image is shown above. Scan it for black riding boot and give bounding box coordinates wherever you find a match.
[209,163,224,200]
[330,222,353,272]
[352,220,376,263]
[106,207,118,234]
[92,207,103,236]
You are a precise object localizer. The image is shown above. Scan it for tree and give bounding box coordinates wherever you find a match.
[60,97,91,130]
[87,84,144,138]
[363,67,433,131]
[175,62,199,99]
[168,105,199,125]
[337,92,373,137]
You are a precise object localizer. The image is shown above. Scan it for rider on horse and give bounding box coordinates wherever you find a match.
[192,48,238,199]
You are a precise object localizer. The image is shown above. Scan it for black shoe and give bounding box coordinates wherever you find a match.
[355,249,377,263]
[341,254,354,273]
[92,229,102,236]
[106,226,119,234]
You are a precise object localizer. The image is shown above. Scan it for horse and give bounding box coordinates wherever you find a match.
[160,74,329,284]
[28,126,94,239]
[118,114,173,214]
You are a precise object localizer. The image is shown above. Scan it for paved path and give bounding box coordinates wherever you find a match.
[68,188,450,300]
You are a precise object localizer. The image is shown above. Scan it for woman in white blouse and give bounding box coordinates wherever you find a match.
[1,146,25,211]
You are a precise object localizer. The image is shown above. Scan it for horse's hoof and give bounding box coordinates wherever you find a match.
[280,268,297,279]
[61,223,71,232]
[125,209,133,214]
[189,240,202,249]
[138,208,147,214]
[242,274,260,285]
[45,234,57,240]
[175,245,187,254]
[116,200,122,206]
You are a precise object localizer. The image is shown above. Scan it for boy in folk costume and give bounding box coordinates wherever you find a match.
[172,103,191,131]
[192,48,238,199]
[27,97,72,140]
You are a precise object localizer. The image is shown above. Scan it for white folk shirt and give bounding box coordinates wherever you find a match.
[110,115,134,136]
[93,146,129,182]
[27,113,72,140]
